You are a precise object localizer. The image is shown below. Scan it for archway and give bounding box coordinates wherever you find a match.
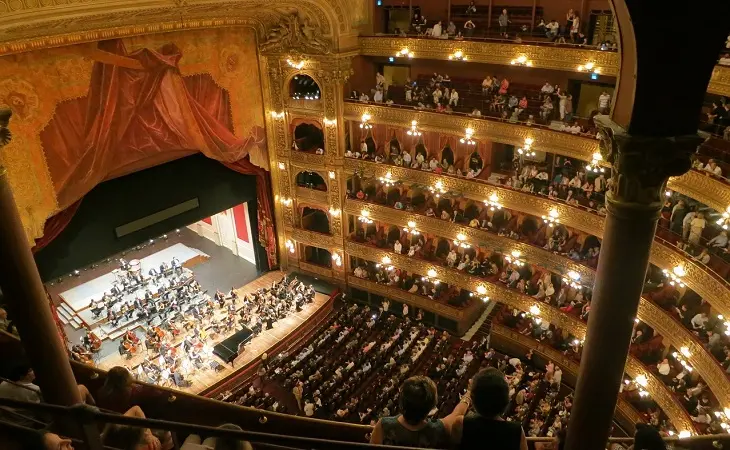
[388,135,401,160]
[468,151,484,174]
[415,140,428,162]
[289,74,321,100]
[441,144,455,167]
[295,171,327,191]
[293,123,325,153]
[301,206,330,234]
[435,238,451,258]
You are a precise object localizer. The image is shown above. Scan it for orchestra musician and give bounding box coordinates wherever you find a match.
[81,328,102,353]
[70,345,94,365]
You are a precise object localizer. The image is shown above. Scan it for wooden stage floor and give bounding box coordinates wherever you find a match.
[96,271,331,395]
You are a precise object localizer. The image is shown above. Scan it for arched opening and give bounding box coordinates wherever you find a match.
[441,145,455,167]
[386,225,402,245]
[415,140,428,162]
[303,245,332,268]
[364,133,376,158]
[289,75,321,100]
[435,238,451,258]
[301,206,330,234]
[295,171,327,191]
[520,216,539,238]
[388,135,401,160]
[293,123,325,153]
[464,201,480,222]
[469,151,484,174]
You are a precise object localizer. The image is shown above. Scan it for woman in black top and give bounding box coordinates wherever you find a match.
[450,368,528,450]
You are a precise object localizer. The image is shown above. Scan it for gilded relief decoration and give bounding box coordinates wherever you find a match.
[291,227,340,249]
[344,103,598,162]
[358,37,620,76]
[259,12,332,54]
[709,65,730,97]
[668,170,730,214]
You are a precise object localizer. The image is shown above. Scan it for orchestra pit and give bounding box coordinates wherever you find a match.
[0,1,729,450]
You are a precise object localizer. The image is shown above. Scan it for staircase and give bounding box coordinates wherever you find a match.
[56,303,84,330]
[461,301,499,341]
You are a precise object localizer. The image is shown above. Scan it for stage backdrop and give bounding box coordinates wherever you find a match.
[0,27,267,241]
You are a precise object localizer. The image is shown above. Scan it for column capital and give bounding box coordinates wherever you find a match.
[595,115,704,212]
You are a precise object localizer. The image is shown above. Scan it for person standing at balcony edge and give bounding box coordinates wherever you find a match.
[688,212,707,245]
[464,19,476,37]
[450,368,528,450]
[598,90,611,114]
[498,9,510,37]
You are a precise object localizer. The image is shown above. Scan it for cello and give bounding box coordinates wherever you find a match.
[86,329,102,352]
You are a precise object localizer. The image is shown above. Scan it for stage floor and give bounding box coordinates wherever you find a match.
[96,271,332,395]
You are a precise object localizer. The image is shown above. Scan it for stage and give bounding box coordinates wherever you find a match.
[94,271,333,395]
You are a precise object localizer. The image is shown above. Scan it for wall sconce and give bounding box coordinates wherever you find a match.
[323,118,337,126]
[510,55,533,67]
[505,250,524,267]
[677,431,692,439]
[529,305,541,316]
[376,255,395,271]
[716,206,730,230]
[285,240,295,254]
[585,152,606,173]
[460,127,476,145]
[329,208,341,217]
[429,180,447,198]
[472,286,490,302]
[422,269,440,285]
[662,265,686,288]
[671,350,694,373]
[403,221,420,235]
[680,346,691,357]
[360,113,372,129]
[287,58,305,70]
[577,62,601,74]
[542,209,560,227]
[358,210,373,224]
[407,120,422,136]
[331,253,342,267]
[270,111,285,119]
[517,137,535,157]
[395,48,414,58]
[328,171,336,179]
[448,50,467,61]
[453,233,471,249]
[278,162,286,170]
[280,197,292,206]
[563,271,582,289]
[379,170,396,186]
[484,193,503,211]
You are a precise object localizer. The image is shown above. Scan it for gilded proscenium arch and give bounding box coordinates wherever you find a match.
[344,103,730,215]
[345,159,730,322]
[492,324,642,432]
[347,198,730,408]
[358,37,620,77]
[0,0,356,56]
[345,240,696,433]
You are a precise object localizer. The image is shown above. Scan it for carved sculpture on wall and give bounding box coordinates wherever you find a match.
[260,13,331,54]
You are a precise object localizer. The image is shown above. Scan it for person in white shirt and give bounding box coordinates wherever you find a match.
[704,159,723,176]
[393,240,402,254]
[553,367,562,386]
[470,108,482,117]
[709,230,728,249]
[432,87,443,105]
[598,91,611,113]
[376,72,385,87]
[594,174,606,193]
[689,212,707,245]
[359,92,369,102]
[431,21,443,37]
[541,82,555,97]
[482,77,493,94]
[373,88,383,103]
[694,248,711,265]
[568,175,582,188]
[657,358,671,377]
[682,210,697,240]
[402,303,409,317]
[691,312,709,331]
[304,400,315,417]
[449,89,459,106]
[402,150,412,166]
[0,366,42,427]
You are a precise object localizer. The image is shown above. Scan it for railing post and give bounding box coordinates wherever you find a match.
[0,110,82,409]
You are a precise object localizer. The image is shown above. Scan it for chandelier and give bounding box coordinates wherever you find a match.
[280,197,292,206]
[671,349,694,373]
[407,120,422,136]
[358,210,373,224]
[403,221,420,235]
[484,193,503,211]
[542,209,560,227]
[453,233,471,249]
[510,55,533,67]
[563,271,581,289]
[429,180,447,198]
[287,58,305,70]
[270,111,285,119]
[474,285,490,302]
[285,240,295,254]
[517,137,535,157]
[395,48,414,59]
[448,50,467,61]
[331,253,342,267]
[329,207,341,217]
[505,250,524,267]
[421,268,441,285]
[662,265,686,288]
[379,170,396,186]
[360,113,372,129]
[376,255,395,271]
[460,127,476,145]
[716,206,730,230]
[585,152,605,173]
[577,62,601,74]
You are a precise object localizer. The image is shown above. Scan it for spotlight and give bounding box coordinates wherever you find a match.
[74,270,80,276]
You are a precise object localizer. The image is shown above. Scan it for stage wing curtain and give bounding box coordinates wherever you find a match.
[31,199,83,253]
[41,39,263,211]
[224,159,278,269]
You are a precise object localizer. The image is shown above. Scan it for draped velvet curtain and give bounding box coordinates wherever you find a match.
[35,40,275,267]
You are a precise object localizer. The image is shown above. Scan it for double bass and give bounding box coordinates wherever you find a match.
[85,329,102,352]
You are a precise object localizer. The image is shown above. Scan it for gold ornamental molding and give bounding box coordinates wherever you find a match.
[345,159,730,319]
[289,151,327,169]
[492,324,642,430]
[346,275,465,321]
[344,102,598,162]
[346,240,694,432]
[290,227,341,250]
[668,170,730,214]
[348,197,730,406]
[299,261,337,280]
[345,199,595,284]
[708,66,730,98]
[358,37,620,77]
[295,187,329,207]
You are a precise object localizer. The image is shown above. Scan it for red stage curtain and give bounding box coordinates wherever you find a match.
[31,199,83,253]
[41,39,262,211]
[224,159,278,269]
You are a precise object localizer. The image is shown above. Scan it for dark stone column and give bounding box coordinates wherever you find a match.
[564,116,701,450]
[0,110,82,407]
